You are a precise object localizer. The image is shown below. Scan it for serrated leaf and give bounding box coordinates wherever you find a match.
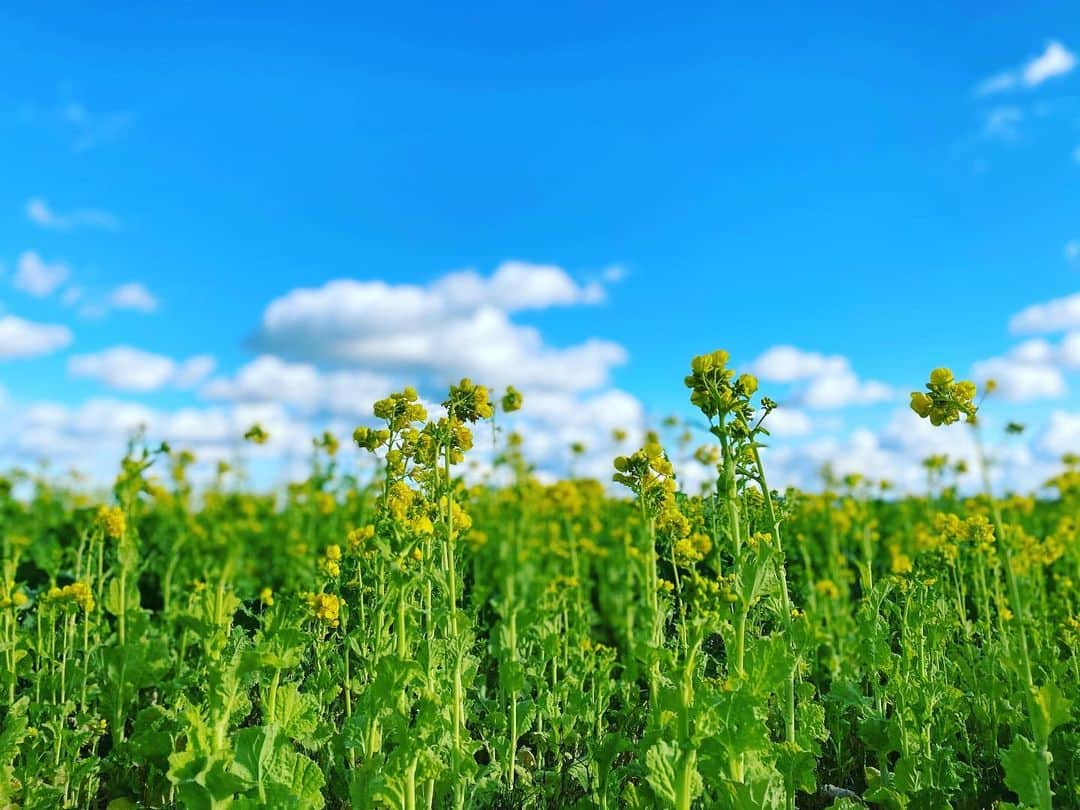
[1002,735,1052,809]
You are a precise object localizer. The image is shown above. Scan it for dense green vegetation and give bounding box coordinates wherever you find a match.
[0,354,1077,809]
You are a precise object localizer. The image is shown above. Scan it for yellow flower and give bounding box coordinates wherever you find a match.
[910,391,932,418]
[97,505,126,540]
[930,367,953,386]
[259,587,274,606]
[347,525,376,554]
[304,592,341,627]
[815,579,841,599]
[910,368,979,426]
[888,543,913,575]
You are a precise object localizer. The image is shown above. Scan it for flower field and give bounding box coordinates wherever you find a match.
[1,353,1077,809]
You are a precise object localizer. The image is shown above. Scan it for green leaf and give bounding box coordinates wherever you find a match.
[1031,683,1071,743]
[232,725,279,789]
[644,740,679,808]
[1002,735,1052,809]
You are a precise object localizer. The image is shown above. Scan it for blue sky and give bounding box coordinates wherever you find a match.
[1,3,1078,490]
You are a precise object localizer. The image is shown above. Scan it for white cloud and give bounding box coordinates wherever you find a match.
[1009,292,1080,333]
[749,345,893,409]
[975,40,1077,96]
[14,251,70,297]
[1023,41,1076,86]
[26,197,118,230]
[2,397,316,483]
[174,356,217,387]
[975,71,1018,97]
[760,408,1051,494]
[982,106,1023,141]
[1065,241,1079,261]
[254,262,623,393]
[0,315,73,359]
[1038,410,1080,458]
[510,388,647,481]
[68,346,215,392]
[971,334,1080,402]
[203,355,394,418]
[794,370,893,409]
[109,283,158,313]
[750,345,847,382]
[762,407,813,437]
[972,356,1066,401]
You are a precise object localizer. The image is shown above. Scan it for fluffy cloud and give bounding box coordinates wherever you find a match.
[762,407,813,437]
[26,197,118,230]
[254,262,623,392]
[750,345,847,382]
[1038,410,1080,458]
[760,408,1054,494]
[109,283,159,313]
[68,346,215,392]
[508,388,647,481]
[203,355,394,418]
[14,251,69,297]
[975,40,1077,96]
[0,315,73,358]
[973,356,1066,402]
[2,398,316,483]
[1023,41,1076,86]
[749,345,893,409]
[1009,292,1080,333]
[970,334,1080,402]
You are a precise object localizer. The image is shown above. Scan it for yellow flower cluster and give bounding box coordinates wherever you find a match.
[550,481,585,516]
[0,584,28,609]
[1010,527,1065,575]
[444,378,494,423]
[932,513,996,563]
[97,505,126,540]
[684,350,757,419]
[673,532,713,567]
[815,579,841,600]
[313,492,336,516]
[383,482,413,521]
[373,387,428,431]
[303,592,341,627]
[259,587,274,606]
[613,441,674,500]
[319,544,342,577]
[440,496,473,539]
[347,524,376,554]
[46,581,95,612]
[910,368,978,427]
[888,544,913,575]
[353,426,392,452]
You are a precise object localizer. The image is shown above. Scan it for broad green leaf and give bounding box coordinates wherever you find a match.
[1002,735,1052,810]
